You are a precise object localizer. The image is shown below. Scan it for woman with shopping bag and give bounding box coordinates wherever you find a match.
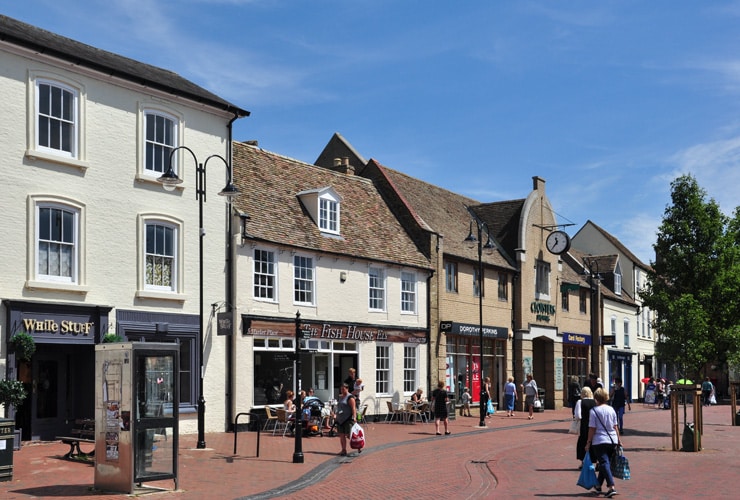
[585,388,623,498]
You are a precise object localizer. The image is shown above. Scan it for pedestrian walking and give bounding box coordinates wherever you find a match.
[609,377,631,433]
[431,380,450,435]
[482,377,492,419]
[568,375,581,416]
[460,387,473,416]
[702,377,714,406]
[521,373,538,420]
[585,387,623,497]
[504,376,517,417]
[574,386,596,469]
[335,383,357,456]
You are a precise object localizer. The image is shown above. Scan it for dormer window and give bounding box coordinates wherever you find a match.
[319,197,338,233]
[614,262,622,296]
[297,187,342,236]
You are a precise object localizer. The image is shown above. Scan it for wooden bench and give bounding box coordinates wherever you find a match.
[56,418,95,461]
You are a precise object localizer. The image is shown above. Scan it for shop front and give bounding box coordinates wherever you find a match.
[3,300,111,441]
[241,316,428,417]
[563,332,590,393]
[440,321,508,406]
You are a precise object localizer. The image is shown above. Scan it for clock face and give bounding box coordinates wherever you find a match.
[546,230,570,255]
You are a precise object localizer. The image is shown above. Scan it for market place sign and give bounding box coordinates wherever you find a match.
[242,317,427,344]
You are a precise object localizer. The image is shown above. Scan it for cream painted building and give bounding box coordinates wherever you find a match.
[0,15,248,439]
[231,143,431,420]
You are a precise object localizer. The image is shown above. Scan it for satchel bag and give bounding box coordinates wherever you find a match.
[576,452,598,489]
[569,418,581,435]
[610,445,630,480]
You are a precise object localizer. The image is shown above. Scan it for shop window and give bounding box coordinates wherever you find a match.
[403,345,418,393]
[375,344,391,394]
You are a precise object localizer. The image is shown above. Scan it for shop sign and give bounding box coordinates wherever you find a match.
[530,301,555,322]
[19,316,97,343]
[439,321,509,339]
[242,317,427,343]
[216,312,233,336]
[602,335,617,345]
[563,332,592,345]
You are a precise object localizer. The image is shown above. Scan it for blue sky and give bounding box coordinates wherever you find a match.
[5,1,740,264]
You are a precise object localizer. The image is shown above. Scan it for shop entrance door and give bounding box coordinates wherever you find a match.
[31,353,67,441]
[302,353,330,402]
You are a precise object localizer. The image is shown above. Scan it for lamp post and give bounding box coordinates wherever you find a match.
[293,311,304,463]
[583,257,602,377]
[157,145,239,449]
[464,220,495,428]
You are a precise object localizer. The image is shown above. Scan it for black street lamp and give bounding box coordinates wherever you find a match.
[464,220,495,428]
[583,257,602,377]
[157,145,239,449]
[293,311,304,463]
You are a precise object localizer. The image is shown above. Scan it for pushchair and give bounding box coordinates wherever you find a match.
[301,396,325,437]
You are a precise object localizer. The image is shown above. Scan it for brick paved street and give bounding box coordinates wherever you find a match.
[2,403,738,499]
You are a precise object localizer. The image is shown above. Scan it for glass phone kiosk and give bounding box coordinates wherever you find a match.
[94,343,179,494]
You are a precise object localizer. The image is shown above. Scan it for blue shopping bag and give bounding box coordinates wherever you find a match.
[486,399,495,414]
[577,453,598,490]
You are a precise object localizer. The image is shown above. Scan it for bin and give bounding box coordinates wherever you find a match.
[535,388,545,412]
[0,419,15,482]
[735,411,740,426]
[682,422,701,452]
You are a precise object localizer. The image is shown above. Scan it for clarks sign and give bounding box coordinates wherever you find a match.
[242,317,427,344]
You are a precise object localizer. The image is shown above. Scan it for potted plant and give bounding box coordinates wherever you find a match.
[0,379,27,417]
[102,332,124,343]
[9,332,36,362]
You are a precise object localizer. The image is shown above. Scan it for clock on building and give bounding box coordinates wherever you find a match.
[546,230,571,255]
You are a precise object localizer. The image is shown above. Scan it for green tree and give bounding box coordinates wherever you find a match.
[642,175,740,381]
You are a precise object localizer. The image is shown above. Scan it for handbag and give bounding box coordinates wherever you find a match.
[576,452,598,489]
[610,445,630,480]
[486,399,495,414]
[569,418,580,435]
[534,398,542,408]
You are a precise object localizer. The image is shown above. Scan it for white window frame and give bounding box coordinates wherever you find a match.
[368,266,386,311]
[144,221,178,292]
[319,195,340,234]
[36,203,79,283]
[611,315,617,336]
[293,254,315,306]
[253,248,277,301]
[400,271,417,314]
[35,78,78,159]
[136,214,184,300]
[375,344,391,395]
[27,195,87,292]
[535,260,551,300]
[144,109,178,176]
[403,345,418,393]
[614,264,622,296]
[623,318,630,347]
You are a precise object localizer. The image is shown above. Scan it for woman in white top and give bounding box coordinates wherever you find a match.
[585,388,623,498]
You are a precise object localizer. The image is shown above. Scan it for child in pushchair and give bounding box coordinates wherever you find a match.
[301,396,325,437]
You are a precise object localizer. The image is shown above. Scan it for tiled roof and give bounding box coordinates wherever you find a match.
[371,163,515,270]
[0,15,249,117]
[471,200,525,264]
[231,142,431,270]
[579,220,651,270]
[565,248,636,305]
